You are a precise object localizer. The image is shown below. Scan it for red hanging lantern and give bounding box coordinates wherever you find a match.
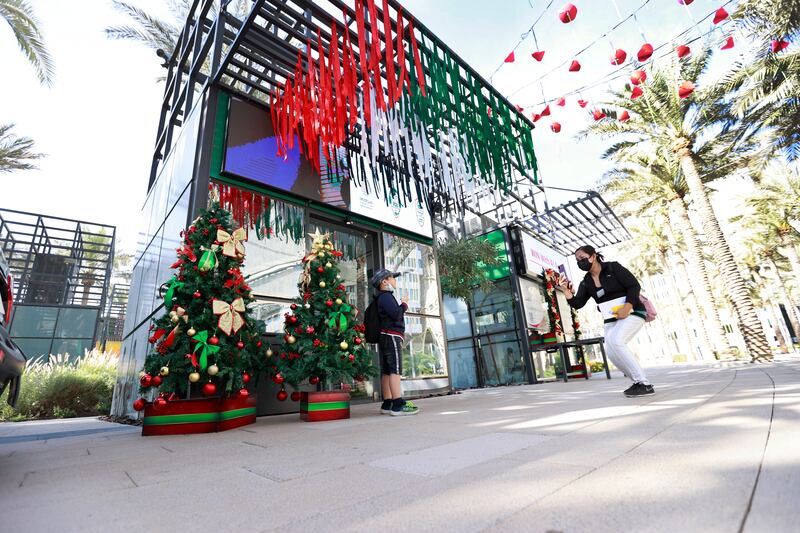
[771,40,790,53]
[678,0,693,4]
[592,109,606,121]
[532,50,546,62]
[678,81,695,99]
[550,122,562,133]
[557,96,566,106]
[532,113,542,122]
[558,3,578,23]
[637,43,654,62]
[568,60,581,72]
[676,45,691,58]
[610,49,627,65]
[630,70,647,85]
[721,36,734,50]
[713,7,729,25]
[618,110,630,122]
[504,50,516,63]
[540,105,551,117]
[630,86,643,99]
[577,99,588,108]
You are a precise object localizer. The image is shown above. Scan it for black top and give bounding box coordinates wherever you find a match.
[566,261,646,323]
[376,290,407,335]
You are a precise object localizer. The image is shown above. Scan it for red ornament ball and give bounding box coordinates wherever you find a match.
[273,373,285,385]
[348,354,355,362]
[290,304,298,310]
[242,372,251,384]
[202,382,217,396]
[151,375,163,387]
[257,341,262,348]
[354,337,362,345]
[306,326,315,334]
[277,390,288,401]
[326,300,334,307]
[290,391,301,402]
[209,218,218,224]
[208,336,219,346]
[140,374,152,387]
[237,341,245,349]
[309,376,320,385]
[317,266,325,273]
[289,316,298,324]
[193,291,202,298]
[153,397,168,411]
[238,388,250,398]
[133,398,146,411]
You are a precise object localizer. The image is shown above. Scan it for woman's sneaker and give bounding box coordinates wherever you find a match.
[624,382,655,397]
[391,401,420,416]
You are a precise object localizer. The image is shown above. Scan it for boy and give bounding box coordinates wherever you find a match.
[371,268,419,416]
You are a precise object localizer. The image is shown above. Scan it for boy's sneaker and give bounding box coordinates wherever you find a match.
[391,401,419,416]
[624,382,655,397]
[380,400,393,415]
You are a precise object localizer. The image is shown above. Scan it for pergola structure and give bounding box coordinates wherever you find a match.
[150,0,626,246]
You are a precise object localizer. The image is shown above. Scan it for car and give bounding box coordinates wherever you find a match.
[0,249,26,407]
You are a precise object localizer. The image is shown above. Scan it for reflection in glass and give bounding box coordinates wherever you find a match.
[247,300,293,334]
[471,280,517,334]
[479,331,526,386]
[401,316,447,378]
[443,296,471,339]
[448,338,478,389]
[382,234,439,316]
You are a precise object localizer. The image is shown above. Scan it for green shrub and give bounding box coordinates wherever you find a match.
[589,361,605,373]
[672,354,688,363]
[0,350,118,421]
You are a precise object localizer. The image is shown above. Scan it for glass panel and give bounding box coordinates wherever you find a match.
[402,316,447,379]
[239,200,306,300]
[308,222,371,313]
[556,292,575,338]
[532,348,562,381]
[51,338,94,357]
[168,103,201,205]
[471,280,517,334]
[519,277,549,333]
[448,338,478,389]
[10,306,59,337]
[478,331,525,386]
[443,296,471,339]
[13,338,53,361]
[247,300,292,334]
[382,234,440,315]
[55,308,98,338]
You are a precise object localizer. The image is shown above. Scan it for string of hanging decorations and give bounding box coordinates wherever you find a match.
[268,0,539,218]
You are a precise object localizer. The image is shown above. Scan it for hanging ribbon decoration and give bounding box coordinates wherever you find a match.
[213,298,246,336]
[328,303,353,331]
[191,330,220,370]
[217,227,247,259]
[162,276,185,310]
[198,245,219,272]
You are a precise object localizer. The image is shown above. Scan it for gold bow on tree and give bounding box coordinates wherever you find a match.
[217,227,247,258]
[212,298,246,335]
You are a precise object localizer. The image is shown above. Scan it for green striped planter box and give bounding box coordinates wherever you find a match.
[141,395,257,436]
[567,364,588,380]
[300,391,350,422]
[542,333,558,344]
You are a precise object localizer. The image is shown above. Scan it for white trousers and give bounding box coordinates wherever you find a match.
[603,316,650,385]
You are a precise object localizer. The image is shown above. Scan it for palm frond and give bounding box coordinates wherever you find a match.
[0,123,44,172]
[0,0,54,86]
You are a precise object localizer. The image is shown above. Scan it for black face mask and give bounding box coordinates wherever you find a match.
[577,258,592,271]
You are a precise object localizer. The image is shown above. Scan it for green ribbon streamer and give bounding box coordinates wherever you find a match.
[163,276,185,310]
[192,330,220,370]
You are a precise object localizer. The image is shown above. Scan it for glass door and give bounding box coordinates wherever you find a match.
[307,218,377,400]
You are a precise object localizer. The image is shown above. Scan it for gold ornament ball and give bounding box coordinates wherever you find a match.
[326,262,332,268]
[208,364,219,376]
[138,371,146,378]
[160,366,170,376]
[318,251,325,257]
[335,298,343,305]
[266,348,273,357]
[287,335,296,344]
[169,311,177,318]
[187,327,196,337]
[319,281,326,288]
[340,341,349,350]
[336,274,341,279]
[171,315,180,324]
[188,372,200,383]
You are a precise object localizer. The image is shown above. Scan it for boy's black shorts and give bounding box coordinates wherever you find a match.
[378,333,403,375]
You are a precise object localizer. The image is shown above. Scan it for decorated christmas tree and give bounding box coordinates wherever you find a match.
[271,230,375,400]
[134,202,265,412]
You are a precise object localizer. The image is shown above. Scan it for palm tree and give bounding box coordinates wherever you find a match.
[1,0,54,86]
[600,152,729,356]
[581,47,773,360]
[104,0,185,66]
[0,123,41,172]
[739,250,792,352]
[728,0,800,160]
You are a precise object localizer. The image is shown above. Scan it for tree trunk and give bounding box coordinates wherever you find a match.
[667,198,729,356]
[780,238,800,300]
[643,274,673,361]
[673,139,772,361]
[655,261,698,359]
[769,259,800,338]
[671,254,716,360]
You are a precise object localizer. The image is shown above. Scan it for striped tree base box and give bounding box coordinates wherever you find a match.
[542,333,558,344]
[300,391,350,422]
[142,396,257,436]
[567,364,588,380]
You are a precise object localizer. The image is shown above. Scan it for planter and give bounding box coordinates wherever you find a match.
[142,395,257,436]
[542,333,558,344]
[300,391,350,422]
[567,363,588,380]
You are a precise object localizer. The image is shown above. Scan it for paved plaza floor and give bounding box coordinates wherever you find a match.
[1,358,798,532]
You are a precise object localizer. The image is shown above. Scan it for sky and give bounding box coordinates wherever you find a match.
[2,0,745,256]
